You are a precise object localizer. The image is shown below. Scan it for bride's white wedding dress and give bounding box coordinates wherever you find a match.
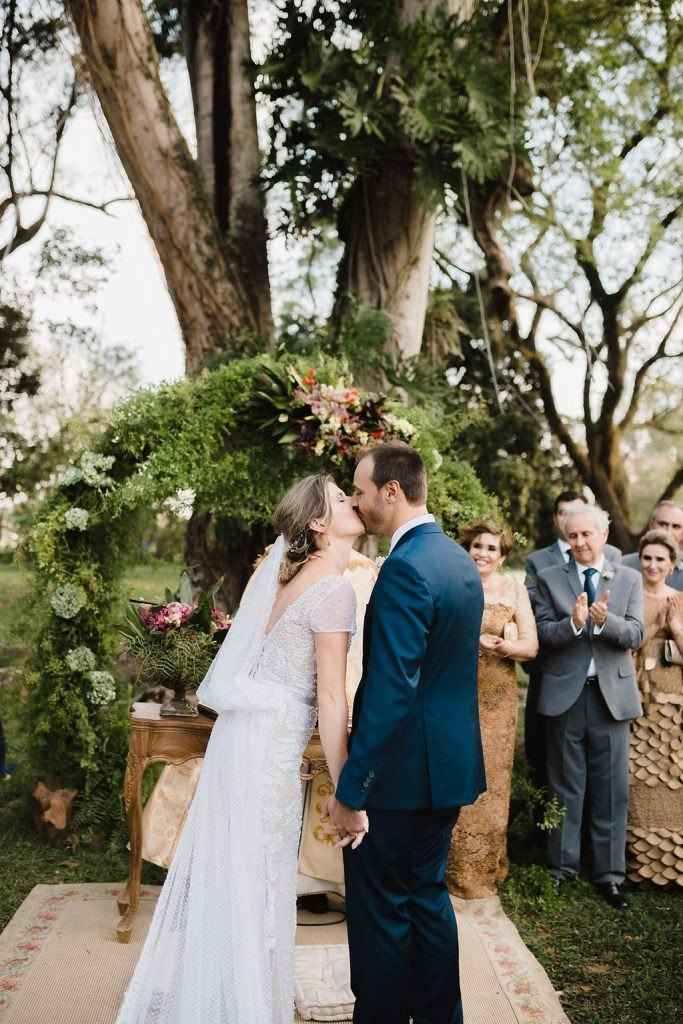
[116,538,356,1024]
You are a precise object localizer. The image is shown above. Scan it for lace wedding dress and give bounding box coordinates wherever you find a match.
[115,543,356,1024]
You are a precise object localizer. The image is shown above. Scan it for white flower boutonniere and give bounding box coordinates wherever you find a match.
[601,566,615,583]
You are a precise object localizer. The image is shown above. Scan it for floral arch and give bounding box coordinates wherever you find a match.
[24,354,492,835]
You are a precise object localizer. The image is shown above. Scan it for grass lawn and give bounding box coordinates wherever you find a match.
[1,561,682,1022]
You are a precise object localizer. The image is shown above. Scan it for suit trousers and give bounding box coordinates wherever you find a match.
[523,667,547,791]
[544,683,629,884]
[343,807,462,1024]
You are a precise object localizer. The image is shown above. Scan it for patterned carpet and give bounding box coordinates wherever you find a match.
[0,883,570,1023]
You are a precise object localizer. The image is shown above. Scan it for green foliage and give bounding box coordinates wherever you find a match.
[24,352,493,836]
[259,1,522,233]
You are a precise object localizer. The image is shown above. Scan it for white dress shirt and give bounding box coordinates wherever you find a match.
[556,539,572,562]
[571,555,607,677]
[389,514,435,553]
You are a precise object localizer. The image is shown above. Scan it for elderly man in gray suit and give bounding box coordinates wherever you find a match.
[535,504,643,910]
[622,500,683,591]
[524,492,621,791]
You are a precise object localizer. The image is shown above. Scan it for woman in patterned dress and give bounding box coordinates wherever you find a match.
[447,520,538,898]
[627,529,683,887]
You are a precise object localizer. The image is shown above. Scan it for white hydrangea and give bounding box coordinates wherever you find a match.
[66,646,97,672]
[64,507,89,531]
[50,583,87,619]
[61,466,83,487]
[86,671,117,706]
[80,452,115,488]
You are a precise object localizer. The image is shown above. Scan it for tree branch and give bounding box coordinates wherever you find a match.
[657,464,683,504]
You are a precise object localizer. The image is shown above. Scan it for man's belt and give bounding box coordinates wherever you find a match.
[586,675,599,685]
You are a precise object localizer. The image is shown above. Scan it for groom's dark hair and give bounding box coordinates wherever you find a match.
[363,442,427,504]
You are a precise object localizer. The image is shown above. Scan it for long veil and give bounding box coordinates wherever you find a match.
[116,536,288,1024]
[197,534,285,713]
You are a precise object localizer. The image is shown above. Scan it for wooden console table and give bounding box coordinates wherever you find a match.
[116,703,214,942]
[117,703,329,942]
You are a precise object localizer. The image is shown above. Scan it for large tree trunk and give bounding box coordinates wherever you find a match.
[68,0,257,372]
[334,171,436,365]
[333,0,477,364]
[183,0,272,340]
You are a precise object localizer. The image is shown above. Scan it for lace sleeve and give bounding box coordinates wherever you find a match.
[310,579,357,635]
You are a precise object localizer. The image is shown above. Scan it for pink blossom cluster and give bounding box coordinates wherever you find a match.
[140,602,193,633]
[211,608,232,631]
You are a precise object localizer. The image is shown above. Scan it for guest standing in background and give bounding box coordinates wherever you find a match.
[447,520,538,898]
[534,505,643,910]
[627,529,683,888]
[622,501,683,591]
[524,491,622,792]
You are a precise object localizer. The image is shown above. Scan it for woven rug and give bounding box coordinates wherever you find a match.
[0,884,569,1024]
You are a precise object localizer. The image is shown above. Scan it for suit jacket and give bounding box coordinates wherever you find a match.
[622,551,683,592]
[335,523,486,812]
[534,559,644,720]
[525,541,622,609]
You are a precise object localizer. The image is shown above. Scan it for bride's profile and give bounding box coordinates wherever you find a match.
[115,473,366,1024]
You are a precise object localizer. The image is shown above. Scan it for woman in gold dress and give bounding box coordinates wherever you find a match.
[447,520,538,898]
[627,529,683,887]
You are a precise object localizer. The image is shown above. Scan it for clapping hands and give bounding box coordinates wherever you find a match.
[572,590,610,630]
[479,634,512,657]
[666,592,683,629]
[323,795,369,850]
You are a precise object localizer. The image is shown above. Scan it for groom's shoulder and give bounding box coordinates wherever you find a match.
[397,526,475,574]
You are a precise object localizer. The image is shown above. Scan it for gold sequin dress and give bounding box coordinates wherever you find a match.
[446,575,536,898]
[627,593,683,887]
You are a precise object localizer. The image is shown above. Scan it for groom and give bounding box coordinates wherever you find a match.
[330,442,486,1024]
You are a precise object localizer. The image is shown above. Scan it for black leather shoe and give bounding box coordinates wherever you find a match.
[596,882,627,910]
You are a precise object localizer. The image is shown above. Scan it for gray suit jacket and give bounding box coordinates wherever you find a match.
[525,541,622,609]
[622,551,683,592]
[535,559,644,721]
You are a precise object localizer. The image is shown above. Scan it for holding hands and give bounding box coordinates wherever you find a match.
[323,795,369,850]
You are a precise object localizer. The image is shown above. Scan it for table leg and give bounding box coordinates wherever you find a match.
[117,752,145,943]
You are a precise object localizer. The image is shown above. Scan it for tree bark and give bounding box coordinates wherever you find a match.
[333,0,477,364]
[68,0,257,372]
[183,0,272,340]
[334,171,436,365]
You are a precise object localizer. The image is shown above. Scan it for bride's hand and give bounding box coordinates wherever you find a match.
[334,811,369,850]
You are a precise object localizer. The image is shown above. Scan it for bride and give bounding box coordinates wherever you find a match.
[116,474,368,1024]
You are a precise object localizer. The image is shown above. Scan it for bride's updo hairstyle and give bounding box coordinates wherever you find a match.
[273,473,333,584]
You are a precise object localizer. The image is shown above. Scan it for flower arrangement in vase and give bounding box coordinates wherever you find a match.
[120,572,231,717]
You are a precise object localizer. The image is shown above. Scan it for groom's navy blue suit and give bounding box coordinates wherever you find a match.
[336,522,486,1024]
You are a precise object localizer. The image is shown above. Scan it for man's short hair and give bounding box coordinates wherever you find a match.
[362,442,427,505]
[651,500,683,519]
[564,503,610,533]
[553,490,588,515]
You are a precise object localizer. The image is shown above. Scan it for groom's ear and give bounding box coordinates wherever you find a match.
[383,480,401,503]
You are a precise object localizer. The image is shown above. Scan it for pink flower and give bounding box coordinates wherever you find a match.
[0,979,18,991]
[211,608,231,630]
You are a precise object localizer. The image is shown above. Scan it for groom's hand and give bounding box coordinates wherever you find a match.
[325,796,368,849]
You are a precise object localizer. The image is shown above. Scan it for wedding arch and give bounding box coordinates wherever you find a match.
[23,353,492,835]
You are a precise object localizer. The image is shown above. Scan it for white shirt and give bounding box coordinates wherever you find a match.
[571,555,606,677]
[389,514,435,553]
[556,539,571,562]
